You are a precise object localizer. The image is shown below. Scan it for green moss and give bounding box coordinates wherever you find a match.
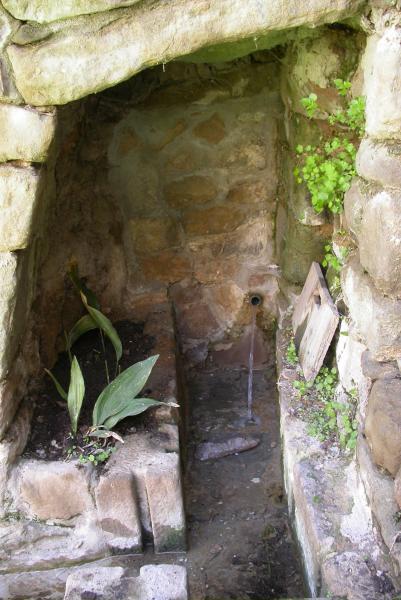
[157,526,186,553]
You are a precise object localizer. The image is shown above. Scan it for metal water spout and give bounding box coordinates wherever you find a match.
[247,294,262,423]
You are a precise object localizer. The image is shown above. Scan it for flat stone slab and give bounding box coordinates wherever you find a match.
[195,436,260,460]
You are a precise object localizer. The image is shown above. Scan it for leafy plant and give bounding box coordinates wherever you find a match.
[293,379,313,397]
[286,339,298,365]
[45,356,85,436]
[294,79,365,214]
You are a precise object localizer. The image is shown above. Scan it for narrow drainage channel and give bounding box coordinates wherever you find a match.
[183,339,307,599]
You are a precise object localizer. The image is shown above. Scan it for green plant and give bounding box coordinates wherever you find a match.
[293,379,313,397]
[294,79,365,214]
[286,339,298,365]
[46,356,85,436]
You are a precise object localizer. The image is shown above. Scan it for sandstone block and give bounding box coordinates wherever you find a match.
[343,178,365,239]
[95,473,142,553]
[0,164,43,251]
[0,105,56,163]
[182,205,244,236]
[138,251,191,284]
[204,281,244,330]
[193,113,225,144]
[321,552,379,600]
[357,138,401,189]
[365,378,401,476]
[363,28,401,139]
[227,179,276,206]
[64,566,125,600]
[0,54,22,103]
[145,454,186,553]
[394,467,401,509]
[164,175,217,209]
[129,217,180,254]
[6,0,364,105]
[342,255,401,361]
[12,460,93,520]
[3,0,143,23]
[175,300,220,341]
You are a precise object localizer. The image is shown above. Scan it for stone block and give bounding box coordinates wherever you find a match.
[321,552,381,600]
[6,0,364,105]
[129,217,180,254]
[3,0,143,23]
[365,378,401,476]
[0,252,25,382]
[363,27,401,139]
[227,179,276,206]
[0,164,43,251]
[0,514,107,573]
[0,105,56,163]
[182,205,245,236]
[145,454,186,553]
[344,178,365,239]
[357,188,401,297]
[0,400,32,517]
[164,175,217,209]
[193,113,225,144]
[131,565,188,600]
[138,251,191,284]
[394,467,401,510]
[357,435,401,569]
[357,138,401,189]
[95,473,142,553]
[11,460,93,520]
[361,350,399,381]
[64,566,125,600]
[342,255,401,361]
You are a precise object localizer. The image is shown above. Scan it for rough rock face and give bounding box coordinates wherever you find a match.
[365,378,401,476]
[5,0,365,105]
[2,0,143,23]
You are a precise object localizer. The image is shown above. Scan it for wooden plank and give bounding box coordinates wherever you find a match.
[292,261,339,381]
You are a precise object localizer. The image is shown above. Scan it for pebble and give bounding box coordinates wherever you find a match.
[251,477,261,484]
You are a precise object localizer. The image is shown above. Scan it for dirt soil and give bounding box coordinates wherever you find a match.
[24,321,156,460]
[183,342,306,599]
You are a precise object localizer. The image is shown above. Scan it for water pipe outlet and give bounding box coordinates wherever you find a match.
[250,294,262,307]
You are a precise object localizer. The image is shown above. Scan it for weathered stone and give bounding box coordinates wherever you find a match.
[321,552,382,600]
[365,378,401,476]
[0,400,32,517]
[129,217,180,254]
[176,300,220,340]
[11,460,93,520]
[129,564,188,600]
[343,178,366,239]
[336,320,371,421]
[0,164,43,251]
[105,432,186,553]
[363,27,401,139]
[64,566,125,600]
[203,281,244,329]
[280,211,331,285]
[145,454,186,552]
[282,28,359,117]
[182,206,245,236]
[95,473,142,553]
[0,253,21,381]
[0,514,107,573]
[0,105,56,163]
[0,54,22,103]
[361,350,400,381]
[357,138,401,189]
[6,0,366,105]
[395,467,401,510]
[357,435,401,566]
[0,565,72,600]
[193,113,225,144]
[196,437,260,461]
[342,255,401,361]
[3,0,143,23]
[138,251,191,284]
[164,175,217,209]
[227,179,275,205]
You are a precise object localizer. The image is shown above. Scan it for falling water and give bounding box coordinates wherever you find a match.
[247,307,257,422]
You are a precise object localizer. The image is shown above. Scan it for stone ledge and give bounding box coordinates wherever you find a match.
[6,0,365,105]
[0,104,56,163]
[277,326,399,598]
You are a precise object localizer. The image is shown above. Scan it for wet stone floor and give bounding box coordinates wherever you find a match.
[183,350,306,599]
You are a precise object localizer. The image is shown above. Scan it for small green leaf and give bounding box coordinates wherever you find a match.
[45,369,67,401]
[93,355,159,426]
[67,357,85,435]
[104,398,165,430]
[67,314,98,350]
[81,293,122,364]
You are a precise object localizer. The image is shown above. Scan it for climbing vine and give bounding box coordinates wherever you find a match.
[294,79,365,215]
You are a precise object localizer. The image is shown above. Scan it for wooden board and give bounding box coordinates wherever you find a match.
[292,262,339,381]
